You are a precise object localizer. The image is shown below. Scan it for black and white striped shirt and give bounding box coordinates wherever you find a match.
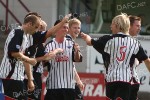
[91,32,148,83]
[130,37,143,84]
[131,58,140,83]
[26,31,47,74]
[45,38,75,89]
[0,27,28,80]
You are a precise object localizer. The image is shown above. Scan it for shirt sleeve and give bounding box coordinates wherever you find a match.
[91,35,111,54]
[136,45,148,62]
[44,40,52,54]
[36,43,46,57]
[33,31,47,44]
[8,30,23,54]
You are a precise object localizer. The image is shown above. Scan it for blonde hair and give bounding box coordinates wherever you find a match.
[112,13,130,34]
[39,20,47,31]
[69,18,81,28]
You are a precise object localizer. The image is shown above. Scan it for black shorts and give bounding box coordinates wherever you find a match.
[44,89,75,100]
[106,82,131,100]
[2,79,27,100]
[130,84,140,100]
[24,72,42,100]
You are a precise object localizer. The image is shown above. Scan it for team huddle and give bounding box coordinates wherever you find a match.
[0,12,150,100]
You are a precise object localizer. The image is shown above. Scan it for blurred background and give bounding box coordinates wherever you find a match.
[0,0,150,99]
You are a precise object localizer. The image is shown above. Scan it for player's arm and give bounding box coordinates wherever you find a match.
[74,67,84,91]
[23,61,35,92]
[11,52,37,66]
[45,14,71,38]
[8,30,37,66]
[136,45,150,72]
[35,48,64,61]
[144,58,150,72]
[80,32,92,46]
[35,54,49,62]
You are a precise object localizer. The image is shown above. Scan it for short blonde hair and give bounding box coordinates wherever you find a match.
[69,18,81,28]
[112,13,130,34]
[40,20,47,31]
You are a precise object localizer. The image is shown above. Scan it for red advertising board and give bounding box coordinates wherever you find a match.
[41,72,108,100]
[41,72,48,100]
[79,73,107,100]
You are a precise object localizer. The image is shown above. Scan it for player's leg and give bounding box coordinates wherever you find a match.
[114,82,131,100]
[106,82,116,100]
[130,84,140,100]
[63,89,76,100]
[28,72,42,100]
[44,89,63,100]
[2,79,27,100]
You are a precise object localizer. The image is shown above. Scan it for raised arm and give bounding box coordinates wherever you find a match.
[45,14,71,38]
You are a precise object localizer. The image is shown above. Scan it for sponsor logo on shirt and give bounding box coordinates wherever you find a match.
[67,45,72,49]
[55,55,69,62]
[16,45,21,49]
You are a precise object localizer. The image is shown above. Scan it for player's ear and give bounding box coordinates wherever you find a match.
[28,22,33,27]
[115,24,120,30]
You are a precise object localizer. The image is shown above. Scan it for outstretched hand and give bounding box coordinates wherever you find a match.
[80,32,92,46]
[80,32,87,40]
[63,14,72,22]
[44,48,64,61]
[28,58,37,66]
[54,48,64,54]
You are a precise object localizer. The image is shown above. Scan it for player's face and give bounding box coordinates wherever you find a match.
[129,20,141,36]
[110,22,119,34]
[27,20,40,34]
[38,20,47,31]
[69,23,81,39]
[56,23,69,36]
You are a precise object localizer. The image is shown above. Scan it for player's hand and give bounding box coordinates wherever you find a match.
[27,80,35,92]
[80,32,92,45]
[28,58,37,66]
[44,52,56,61]
[74,43,80,52]
[44,48,64,60]
[80,32,87,40]
[77,81,84,91]
[54,48,64,54]
[63,14,72,22]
